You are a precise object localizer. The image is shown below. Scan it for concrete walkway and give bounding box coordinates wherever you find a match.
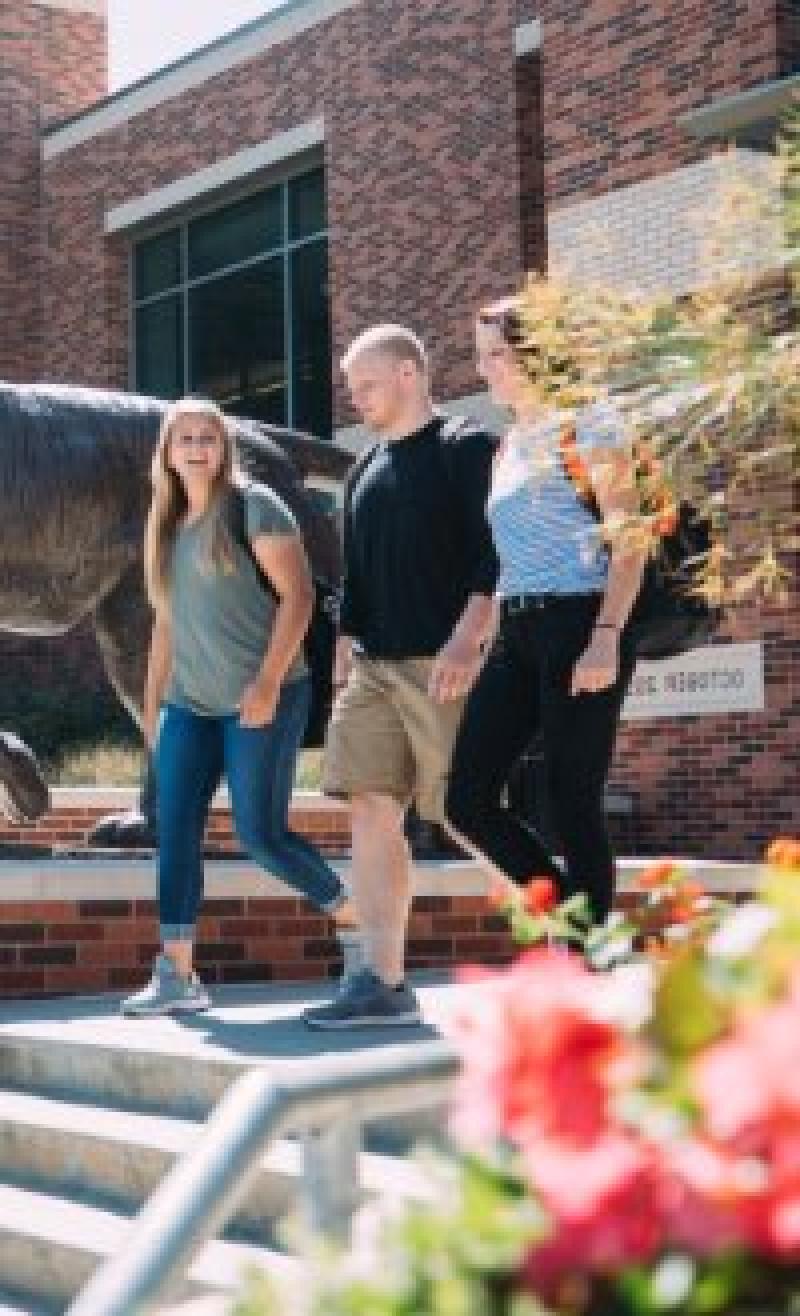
[0,974,461,1071]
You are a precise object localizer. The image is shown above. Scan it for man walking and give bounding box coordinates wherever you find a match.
[305,325,498,1028]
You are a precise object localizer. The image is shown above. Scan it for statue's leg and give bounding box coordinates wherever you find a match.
[89,565,155,848]
[0,731,49,825]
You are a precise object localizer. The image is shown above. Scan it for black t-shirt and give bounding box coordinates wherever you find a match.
[339,413,499,659]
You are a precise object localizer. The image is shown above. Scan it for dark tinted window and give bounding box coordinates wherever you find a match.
[135,295,183,399]
[188,188,283,279]
[289,167,326,241]
[135,229,181,300]
[189,256,287,426]
[290,238,332,437]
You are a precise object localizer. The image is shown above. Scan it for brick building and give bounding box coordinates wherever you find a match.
[0,0,797,857]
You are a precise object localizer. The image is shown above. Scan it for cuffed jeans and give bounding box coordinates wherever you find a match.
[446,594,637,923]
[156,676,344,941]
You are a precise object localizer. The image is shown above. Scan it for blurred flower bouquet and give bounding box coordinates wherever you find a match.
[249,840,800,1316]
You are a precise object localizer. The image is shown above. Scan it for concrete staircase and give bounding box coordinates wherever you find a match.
[0,979,457,1314]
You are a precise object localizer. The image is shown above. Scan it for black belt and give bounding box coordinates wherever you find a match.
[500,592,600,620]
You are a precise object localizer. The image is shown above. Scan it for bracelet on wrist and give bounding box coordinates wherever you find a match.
[596,621,621,631]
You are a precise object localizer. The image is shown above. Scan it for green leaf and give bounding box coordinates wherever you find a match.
[652,951,729,1054]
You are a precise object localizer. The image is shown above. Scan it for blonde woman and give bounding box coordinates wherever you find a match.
[123,398,350,1016]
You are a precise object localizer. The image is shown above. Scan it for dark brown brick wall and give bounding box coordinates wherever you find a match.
[0,1,106,382]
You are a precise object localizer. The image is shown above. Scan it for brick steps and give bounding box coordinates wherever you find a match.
[0,854,764,1000]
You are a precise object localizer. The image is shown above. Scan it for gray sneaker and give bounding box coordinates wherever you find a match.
[304,968,421,1030]
[121,954,211,1017]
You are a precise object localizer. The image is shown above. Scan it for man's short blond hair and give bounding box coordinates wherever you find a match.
[341,324,428,373]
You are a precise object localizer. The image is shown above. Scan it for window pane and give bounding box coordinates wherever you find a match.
[135,295,183,399]
[188,188,283,279]
[289,167,326,241]
[290,238,331,437]
[135,229,181,300]
[188,257,287,426]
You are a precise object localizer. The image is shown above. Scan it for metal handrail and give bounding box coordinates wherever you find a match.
[66,1041,459,1316]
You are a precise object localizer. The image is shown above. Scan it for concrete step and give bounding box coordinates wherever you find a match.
[0,982,458,1309]
[0,1182,297,1311]
[0,980,455,1135]
[155,1303,233,1316]
[0,1088,432,1241]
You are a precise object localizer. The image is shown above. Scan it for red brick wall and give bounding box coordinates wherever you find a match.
[0,791,766,999]
[0,892,517,998]
[40,0,524,419]
[609,604,800,860]
[533,0,780,206]
[37,1,784,404]
[0,1,106,382]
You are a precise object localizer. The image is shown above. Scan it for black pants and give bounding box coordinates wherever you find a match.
[445,594,637,923]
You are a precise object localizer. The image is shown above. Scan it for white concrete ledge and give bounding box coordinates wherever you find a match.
[35,0,105,12]
[679,73,800,140]
[42,0,361,157]
[49,786,345,813]
[514,19,542,58]
[0,857,767,902]
[104,118,324,234]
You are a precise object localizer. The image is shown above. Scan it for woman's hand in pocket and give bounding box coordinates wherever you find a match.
[239,677,281,727]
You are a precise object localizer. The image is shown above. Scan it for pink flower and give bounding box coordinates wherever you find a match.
[520,1135,662,1299]
[693,972,800,1142]
[684,972,800,1262]
[448,950,638,1153]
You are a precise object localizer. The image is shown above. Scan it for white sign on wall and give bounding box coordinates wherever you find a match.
[621,642,765,721]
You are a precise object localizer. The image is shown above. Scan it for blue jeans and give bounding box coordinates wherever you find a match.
[156,676,344,941]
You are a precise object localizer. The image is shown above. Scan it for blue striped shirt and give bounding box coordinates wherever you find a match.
[488,401,628,598]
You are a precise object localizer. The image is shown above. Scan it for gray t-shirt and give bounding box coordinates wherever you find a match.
[167,483,308,717]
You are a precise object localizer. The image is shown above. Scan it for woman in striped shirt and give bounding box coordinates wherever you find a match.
[444,299,648,925]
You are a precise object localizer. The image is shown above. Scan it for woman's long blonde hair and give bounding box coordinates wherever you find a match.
[144,397,237,615]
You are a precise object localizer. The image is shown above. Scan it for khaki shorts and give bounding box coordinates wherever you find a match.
[323,656,466,823]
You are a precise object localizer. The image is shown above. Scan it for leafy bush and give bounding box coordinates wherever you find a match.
[0,686,138,772]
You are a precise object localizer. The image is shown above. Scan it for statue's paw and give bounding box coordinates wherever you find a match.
[88,811,156,850]
[0,733,49,823]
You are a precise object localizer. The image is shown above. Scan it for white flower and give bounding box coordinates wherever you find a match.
[708,901,777,959]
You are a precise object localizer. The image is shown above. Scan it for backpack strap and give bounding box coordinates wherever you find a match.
[558,422,603,523]
[225,480,281,599]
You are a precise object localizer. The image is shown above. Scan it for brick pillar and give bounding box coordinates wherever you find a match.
[515,50,546,274]
[0,0,107,381]
[777,0,800,74]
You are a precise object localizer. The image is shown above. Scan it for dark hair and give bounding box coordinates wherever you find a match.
[478,295,579,385]
[477,297,528,352]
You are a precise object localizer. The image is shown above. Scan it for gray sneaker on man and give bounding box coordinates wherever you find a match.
[121,953,211,1017]
[304,967,421,1030]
